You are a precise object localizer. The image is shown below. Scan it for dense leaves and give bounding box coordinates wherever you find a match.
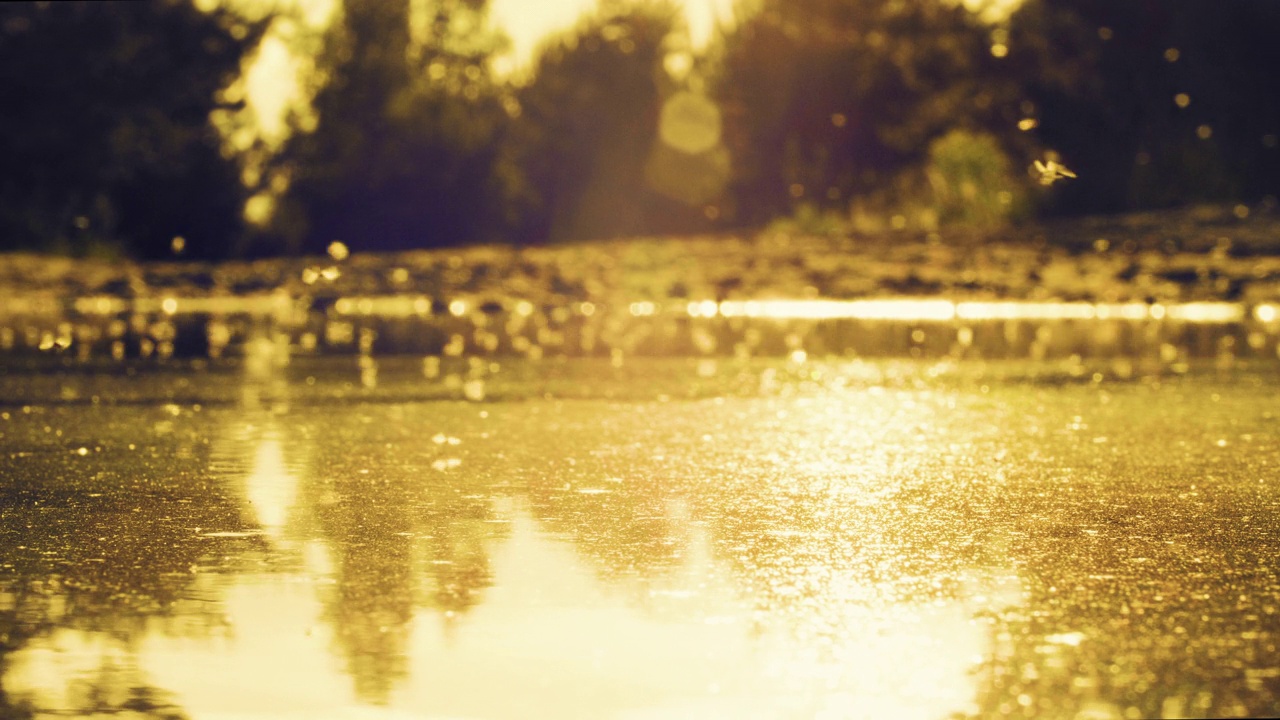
[711,0,1026,226]
[0,0,267,259]
[507,2,680,244]
[267,0,513,254]
[2,0,1278,258]
[1008,0,1280,214]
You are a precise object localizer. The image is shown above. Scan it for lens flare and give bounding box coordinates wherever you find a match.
[658,91,722,155]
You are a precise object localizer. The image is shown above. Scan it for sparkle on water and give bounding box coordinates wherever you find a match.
[1,357,1278,718]
[2,264,1280,718]
[45,294,1270,326]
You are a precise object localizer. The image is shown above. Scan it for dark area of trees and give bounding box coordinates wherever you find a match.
[265,0,513,256]
[0,0,269,259]
[508,2,678,244]
[713,0,1022,226]
[1008,0,1280,215]
[1,0,1277,259]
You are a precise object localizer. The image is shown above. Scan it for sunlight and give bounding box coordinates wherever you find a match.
[244,429,299,539]
[242,33,305,143]
[703,299,1248,324]
[717,299,959,321]
[488,0,595,73]
[490,0,736,75]
[229,0,732,127]
[226,0,1002,147]
[124,506,1001,719]
[958,0,1024,24]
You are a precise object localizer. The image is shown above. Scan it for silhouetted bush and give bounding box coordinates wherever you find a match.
[268,0,514,255]
[0,0,269,259]
[505,1,683,244]
[711,0,1026,229]
[1007,0,1280,214]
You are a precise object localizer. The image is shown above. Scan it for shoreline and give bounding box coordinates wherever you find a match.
[3,204,1278,309]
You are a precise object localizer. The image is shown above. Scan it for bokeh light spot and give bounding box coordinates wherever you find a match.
[664,51,693,79]
[658,91,722,155]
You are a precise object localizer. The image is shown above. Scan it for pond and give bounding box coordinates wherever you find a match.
[1,299,1279,719]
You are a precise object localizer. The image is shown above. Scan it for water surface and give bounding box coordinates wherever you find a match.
[1,356,1277,719]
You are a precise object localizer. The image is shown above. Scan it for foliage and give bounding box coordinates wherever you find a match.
[765,202,850,237]
[268,0,513,255]
[1007,0,1280,214]
[506,0,683,244]
[711,0,1026,228]
[925,128,1029,228]
[0,0,269,259]
[5,0,1278,258]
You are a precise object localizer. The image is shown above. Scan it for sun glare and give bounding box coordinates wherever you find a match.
[490,0,737,75]
[227,0,739,148]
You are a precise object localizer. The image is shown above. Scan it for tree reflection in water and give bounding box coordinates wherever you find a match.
[0,400,245,718]
[1,360,1278,716]
[300,404,503,704]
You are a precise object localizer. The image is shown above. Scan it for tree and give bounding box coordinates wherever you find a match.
[711,0,1027,227]
[504,0,683,244]
[269,0,513,255]
[0,0,268,259]
[1007,0,1280,214]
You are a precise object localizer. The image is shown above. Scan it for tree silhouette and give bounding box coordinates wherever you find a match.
[1007,0,1280,214]
[712,0,1015,227]
[506,1,681,244]
[270,0,513,255]
[0,0,268,259]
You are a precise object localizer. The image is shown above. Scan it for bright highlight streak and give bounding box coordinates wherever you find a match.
[958,301,1095,321]
[699,299,1249,324]
[687,300,719,318]
[71,297,128,315]
[1165,302,1245,323]
[335,296,434,317]
[718,299,958,321]
[42,294,1260,328]
[65,295,293,317]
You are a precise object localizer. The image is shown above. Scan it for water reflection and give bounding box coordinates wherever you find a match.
[242,429,298,541]
[4,295,1280,370]
[1,362,1278,717]
[7,633,187,719]
[223,402,500,705]
[0,403,243,717]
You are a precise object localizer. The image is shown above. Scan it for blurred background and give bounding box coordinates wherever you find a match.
[1,0,1277,260]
